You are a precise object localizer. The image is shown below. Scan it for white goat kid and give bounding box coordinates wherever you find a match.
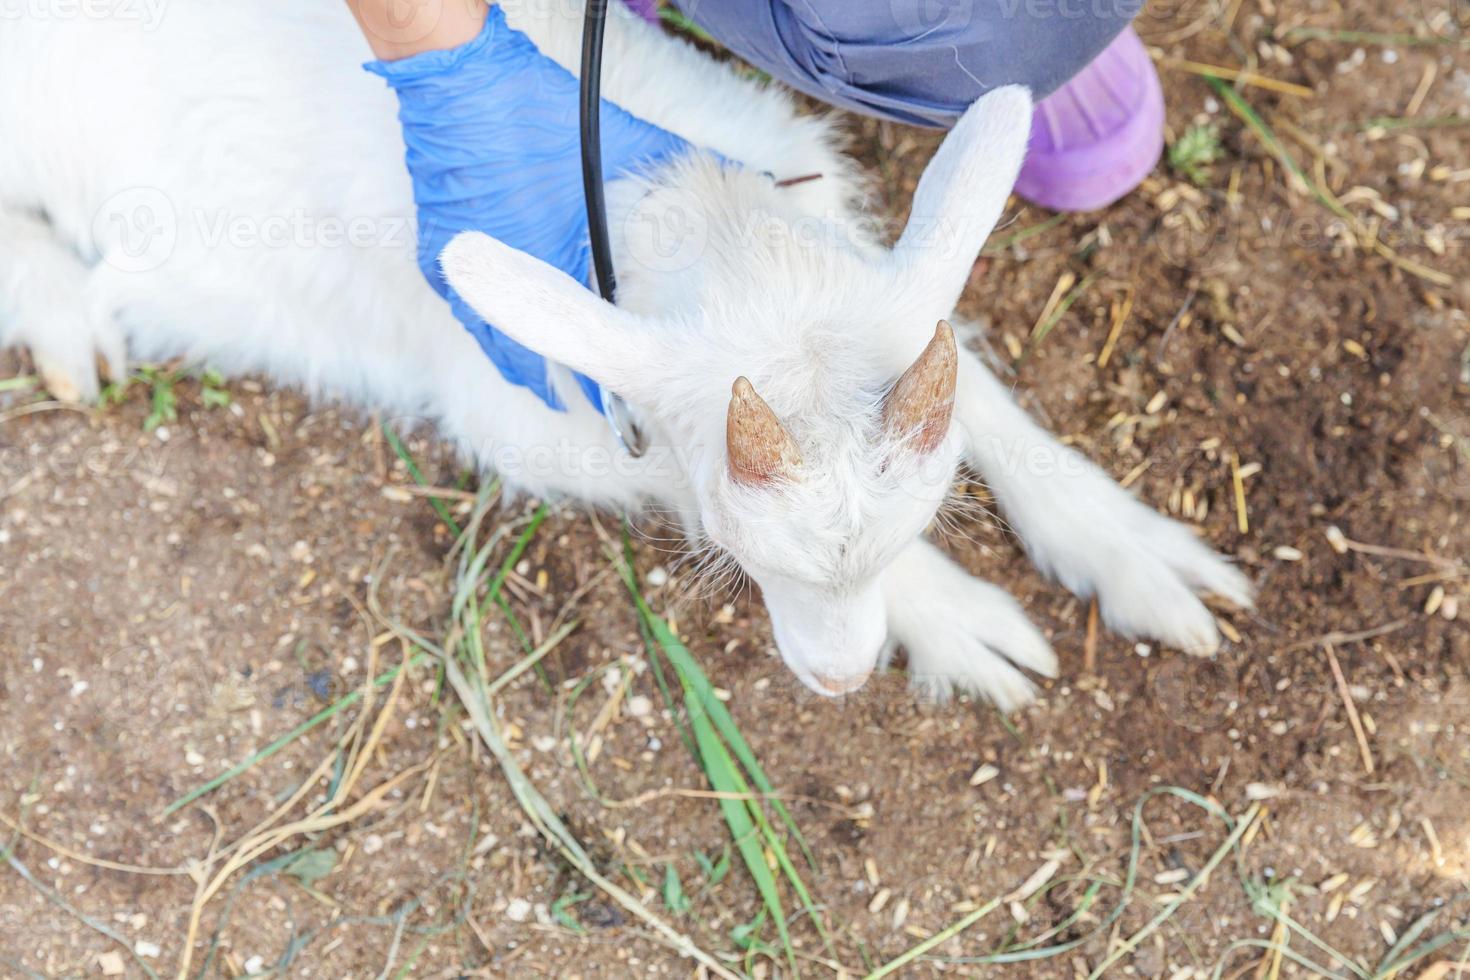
[0,2,1252,706]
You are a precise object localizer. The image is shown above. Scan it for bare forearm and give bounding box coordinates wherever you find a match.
[347,0,489,60]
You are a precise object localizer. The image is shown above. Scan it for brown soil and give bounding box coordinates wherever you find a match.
[2,2,1468,977]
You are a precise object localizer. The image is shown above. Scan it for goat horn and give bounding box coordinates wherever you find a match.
[883,320,958,454]
[727,377,802,486]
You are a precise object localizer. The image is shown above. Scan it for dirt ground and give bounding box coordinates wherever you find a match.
[2,1,1469,977]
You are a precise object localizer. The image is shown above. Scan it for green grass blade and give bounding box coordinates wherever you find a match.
[622,572,817,869]
[479,505,548,620]
[381,424,461,537]
[1023,269,1101,362]
[981,213,1067,256]
[610,551,833,956]
[685,679,798,976]
[0,376,38,393]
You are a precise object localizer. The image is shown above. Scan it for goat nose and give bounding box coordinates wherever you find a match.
[813,670,872,696]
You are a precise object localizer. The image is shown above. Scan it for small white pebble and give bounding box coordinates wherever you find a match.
[243,956,265,975]
[362,834,384,855]
[135,941,161,959]
[646,566,669,587]
[626,695,653,718]
[1134,643,1152,658]
[505,897,533,922]
[969,763,1000,787]
[184,749,204,767]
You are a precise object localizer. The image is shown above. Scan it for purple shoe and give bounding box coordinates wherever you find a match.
[622,0,660,25]
[1014,27,1165,213]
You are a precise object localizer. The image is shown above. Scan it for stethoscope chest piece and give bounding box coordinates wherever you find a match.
[601,389,648,458]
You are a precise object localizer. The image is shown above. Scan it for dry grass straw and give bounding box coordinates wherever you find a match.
[1322,644,1376,775]
[173,636,427,979]
[1203,76,1452,288]
[1156,56,1314,98]
[365,488,742,979]
[1096,289,1134,370]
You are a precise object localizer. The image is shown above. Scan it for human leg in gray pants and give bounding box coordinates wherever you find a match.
[670,0,1162,210]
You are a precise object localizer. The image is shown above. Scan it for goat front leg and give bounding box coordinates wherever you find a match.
[881,537,1057,710]
[952,346,1253,655]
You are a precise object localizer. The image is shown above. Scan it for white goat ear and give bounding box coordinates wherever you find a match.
[439,231,656,397]
[891,86,1033,314]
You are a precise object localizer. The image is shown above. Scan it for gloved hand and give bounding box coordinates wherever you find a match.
[366,4,694,410]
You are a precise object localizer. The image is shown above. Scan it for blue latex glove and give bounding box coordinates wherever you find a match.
[366,4,694,410]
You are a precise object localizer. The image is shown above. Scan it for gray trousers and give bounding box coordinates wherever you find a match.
[673,0,1144,127]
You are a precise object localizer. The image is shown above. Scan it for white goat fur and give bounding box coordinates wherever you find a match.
[0,1,1252,704]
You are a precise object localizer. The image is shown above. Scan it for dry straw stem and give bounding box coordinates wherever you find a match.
[1230,452,1250,535]
[1204,76,1452,288]
[437,645,740,980]
[174,641,427,979]
[1082,597,1100,674]
[1096,289,1134,370]
[1281,618,1409,653]
[1323,644,1376,775]
[601,784,861,816]
[363,542,739,980]
[862,894,1006,979]
[0,399,94,425]
[1155,55,1315,98]
[1087,803,1264,979]
[0,810,194,877]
